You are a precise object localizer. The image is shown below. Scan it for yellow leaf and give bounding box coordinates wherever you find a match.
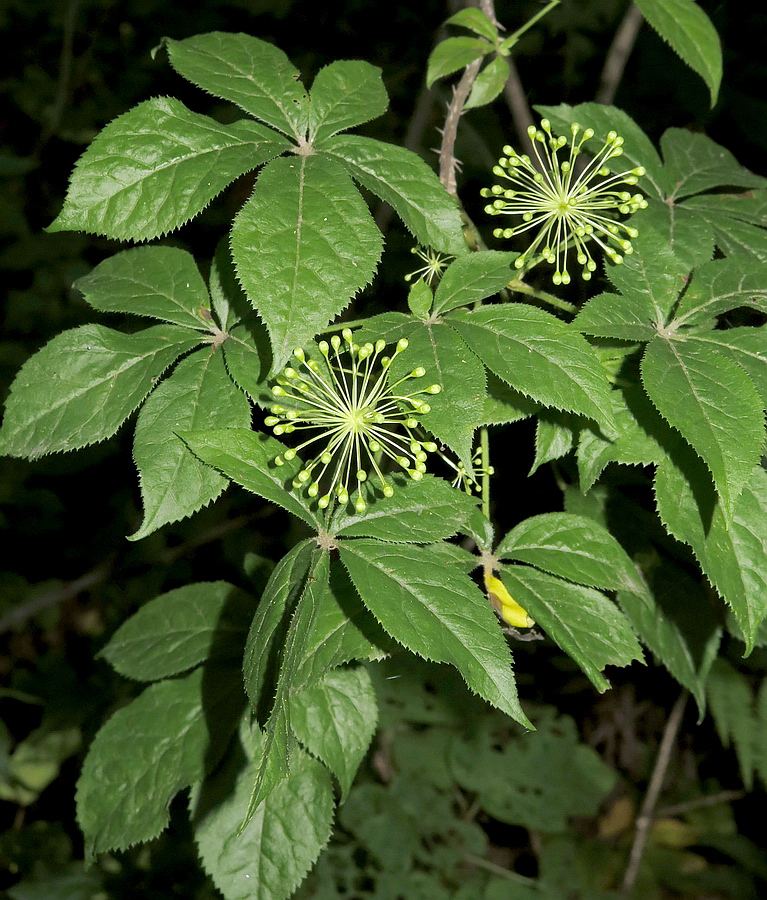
[484,571,534,628]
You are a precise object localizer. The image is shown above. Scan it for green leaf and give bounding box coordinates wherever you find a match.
[496,513,642,592]
[294,563,390,686]
[641,336,764,519]
[77,667,237,857]
[536,102,667,199]
[243,540,316,717]
[221,323,273,406]
[209,239,247,332]
[324,134,467,256]
[635,197,715,269]
[48,97,289,241]
[671,255,767,329]
[245,551,330,818]
[191,728,334,900]
[0,323,201,458]
[426,36,490,87]
[575,224,689,340]
[231,155,382,371]
[100,581,254,681]
[617,563,721,711]
[131,348,253,541]
[165,32,308,138]
[450,713,617,833]
[290,666,377,799]
[339,539,531,728]
[432,251,516,317]
[447,304,616,435]
[659,128,766,202]
[388,322,486,468]
[682,190,767,261]
[655,455,767,650]
[332,475,477,543]
[482,372,539,426]
[407,279,433,319]
[75,246,213,329]
[445,7,498,40]
[309,60,388,144]
[634,0,722,105]
[706,659,756,788]
[531,414,576,474]
[575,292,658,343]
[179,428,321,528]
[465,55,509,110]
[691,327,767,406]
[497,565,643,691]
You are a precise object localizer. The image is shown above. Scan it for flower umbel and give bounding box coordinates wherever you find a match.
[404,246,454,286]
[266,330,441,513]
[481,119,648,285]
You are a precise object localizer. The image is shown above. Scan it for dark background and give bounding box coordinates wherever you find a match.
[1,0,766,895]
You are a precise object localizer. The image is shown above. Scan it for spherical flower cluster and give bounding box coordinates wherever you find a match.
[266,330,441,513]
[481,119,648,285]
[404,246,454,286]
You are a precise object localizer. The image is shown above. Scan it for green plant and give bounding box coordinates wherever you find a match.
[3,1,767,898]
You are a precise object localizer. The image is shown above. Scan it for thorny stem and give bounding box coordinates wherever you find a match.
[621,690,689,894]
[439,56,483,195]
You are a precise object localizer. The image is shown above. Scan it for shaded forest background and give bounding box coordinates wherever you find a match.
[2,1,767,897]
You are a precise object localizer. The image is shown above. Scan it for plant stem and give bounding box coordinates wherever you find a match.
[621,690,688,894]
[480,426,491,520]
[505,0,560,44]
[596,3,645,105]
[510,278,578,315]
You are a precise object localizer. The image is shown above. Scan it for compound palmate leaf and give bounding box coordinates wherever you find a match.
[131,348,253,541]
[48,97,289,241]
[231,154,383,371]
[339,539,531,728]
[0,323,201,458]
[448,304,616,436]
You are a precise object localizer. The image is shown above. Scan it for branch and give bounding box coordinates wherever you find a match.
[439,57,483,195]
[596,3,645,105]
[621,690,688,894]
[0,555,114,634]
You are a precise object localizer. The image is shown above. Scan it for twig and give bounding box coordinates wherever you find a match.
[439,57,483,195]
[655,789,746,820]
[621,690,688,894]
[596,3,645,105]
[0,555,114,634]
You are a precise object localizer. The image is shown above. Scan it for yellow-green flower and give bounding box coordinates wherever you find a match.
[266,329,441,513]
[481,119,648,285]
[404,246,454,286]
